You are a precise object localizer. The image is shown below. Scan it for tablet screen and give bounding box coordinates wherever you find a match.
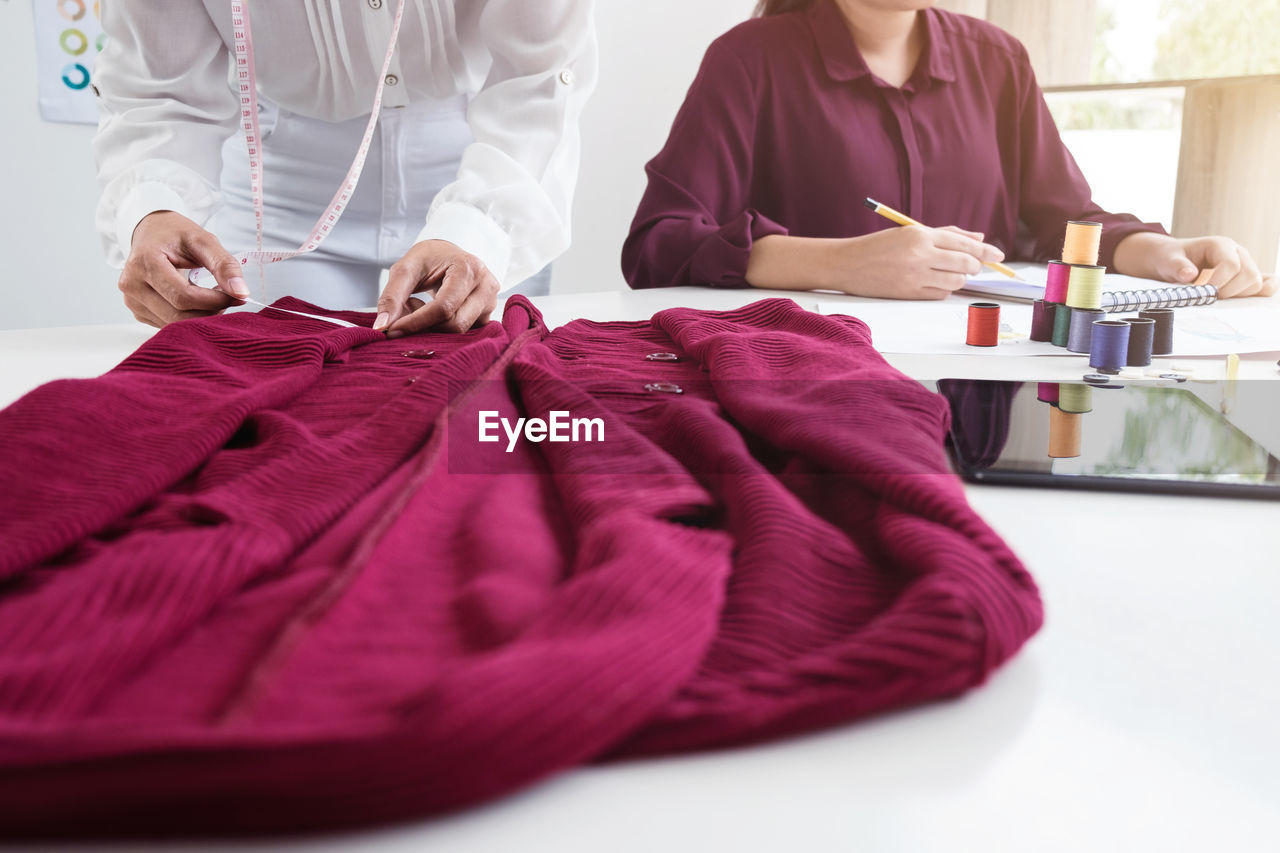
[938,379,1280,500]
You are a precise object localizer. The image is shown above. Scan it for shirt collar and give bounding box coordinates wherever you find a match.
[806,0,957,88]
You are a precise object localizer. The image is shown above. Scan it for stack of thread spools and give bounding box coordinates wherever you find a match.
[1029,221,1174,373]
[1038,382,1090,459]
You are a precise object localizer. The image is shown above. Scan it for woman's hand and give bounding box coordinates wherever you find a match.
[746,226,1005,299]
[1114,232,1276,298]
[374,240,500,337]
[120,212,249,327]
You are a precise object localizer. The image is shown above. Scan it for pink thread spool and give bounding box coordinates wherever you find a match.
[1045,260,1071,304]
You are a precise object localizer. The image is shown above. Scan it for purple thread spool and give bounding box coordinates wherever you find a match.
[1125,317,1156,366]
[1090,320,1131,375]
[1037,382,1060,405]
[1139,308,1175,356]
[1031,300,1055,342]
[1067,307,1105,353]
[1045,261,1071,304]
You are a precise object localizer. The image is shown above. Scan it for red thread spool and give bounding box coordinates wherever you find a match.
[966,302,1000,347]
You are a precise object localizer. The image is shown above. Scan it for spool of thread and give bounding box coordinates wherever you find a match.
[1045,261,1072,303]
[1048,406,1083,459]
[1062,220,1103,266]
[1030,300,1055,342]
[966,302,1000,347]
[1067,307,1106,353]
[1037,382,1060,405]
[1051,302,1072,347]
[1125,317,1156,366]
[1139,307,1175,356]
[1065,264,1105,310]
[1058,383,1093,414]
[1090,320,1131,375]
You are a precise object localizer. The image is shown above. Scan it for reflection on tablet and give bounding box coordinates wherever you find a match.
[939,379,1280,500]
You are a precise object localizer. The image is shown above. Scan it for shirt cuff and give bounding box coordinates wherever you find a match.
[694,209,790,289]
[115,182,197,256]
[415,202,514,288]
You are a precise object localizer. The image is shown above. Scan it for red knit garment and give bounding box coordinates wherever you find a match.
[0,297,1042,836]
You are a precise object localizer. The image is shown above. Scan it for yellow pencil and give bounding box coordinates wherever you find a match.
[863,197,1020,280]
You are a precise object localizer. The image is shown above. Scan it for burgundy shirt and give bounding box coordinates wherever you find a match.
[623,0,1166,289]
[0,296,1041,834]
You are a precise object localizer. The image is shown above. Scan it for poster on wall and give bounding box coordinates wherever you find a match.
[32,0,105,124]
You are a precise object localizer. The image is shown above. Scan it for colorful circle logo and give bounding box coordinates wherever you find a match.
[61,63,91,90]
[60,28,89,56]
[57,0,86,22]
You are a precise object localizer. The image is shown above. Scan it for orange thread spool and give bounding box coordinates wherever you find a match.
[1062,220,1102,266]
[966,302,1000,347]
[1048,406,1083,459]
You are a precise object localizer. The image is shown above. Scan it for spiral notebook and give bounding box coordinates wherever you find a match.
[959,265,1219,311]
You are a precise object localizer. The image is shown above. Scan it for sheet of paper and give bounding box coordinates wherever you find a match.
[958,263,1188,303]
[815,297,1280,357]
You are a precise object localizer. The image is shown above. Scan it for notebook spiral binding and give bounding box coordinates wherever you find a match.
[1101,284,1218,313]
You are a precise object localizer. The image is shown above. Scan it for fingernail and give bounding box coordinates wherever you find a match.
[373,312,390,331]
[229,276,250,298]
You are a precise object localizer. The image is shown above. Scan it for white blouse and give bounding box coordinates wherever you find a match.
[92,0,598,287]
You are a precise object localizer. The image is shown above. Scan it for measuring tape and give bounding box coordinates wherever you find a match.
[189,0,408,289]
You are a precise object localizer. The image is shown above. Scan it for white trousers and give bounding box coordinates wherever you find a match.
[209,96,551,310]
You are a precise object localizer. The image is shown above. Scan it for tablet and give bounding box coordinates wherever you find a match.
[938,378,1280,500]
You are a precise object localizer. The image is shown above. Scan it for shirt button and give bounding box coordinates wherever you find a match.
[385,74,399,86]
[558,69,576,86]
[645,382,683,395]
[368,0,383,7]
[645,352,680,362]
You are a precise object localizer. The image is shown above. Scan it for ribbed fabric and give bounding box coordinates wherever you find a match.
[0,297,1041,836]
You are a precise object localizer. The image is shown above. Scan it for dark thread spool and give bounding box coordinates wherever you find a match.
[1125,317,1156,366]
[1140,308,1175,356]
[1067,307,1105,353]
[966,302,1000,347]
[1030,299,1055,342]
[1051,302,1072,347]
[1090,320,1131,375]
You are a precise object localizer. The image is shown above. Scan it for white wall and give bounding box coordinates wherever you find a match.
[556,2,748,294]
[0,1,749,330]
[0,0,130,330]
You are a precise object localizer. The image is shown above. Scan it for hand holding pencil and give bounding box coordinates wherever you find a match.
[744,200,1014,299]
[864,198,1021,279]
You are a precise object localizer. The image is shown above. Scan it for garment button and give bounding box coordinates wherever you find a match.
[558,69,576,86]
[368,0,382,7]
[645,352,680,362]
[385,74,399,86]
[401,349,435,360]
[645,382,683,394]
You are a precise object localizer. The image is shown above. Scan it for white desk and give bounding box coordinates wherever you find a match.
[4,289,1280,853]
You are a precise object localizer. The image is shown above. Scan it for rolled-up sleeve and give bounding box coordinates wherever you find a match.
[418,0,598,289]
[93,1,237,268]
[622,40,789,290]
[1011,44,1166,270]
